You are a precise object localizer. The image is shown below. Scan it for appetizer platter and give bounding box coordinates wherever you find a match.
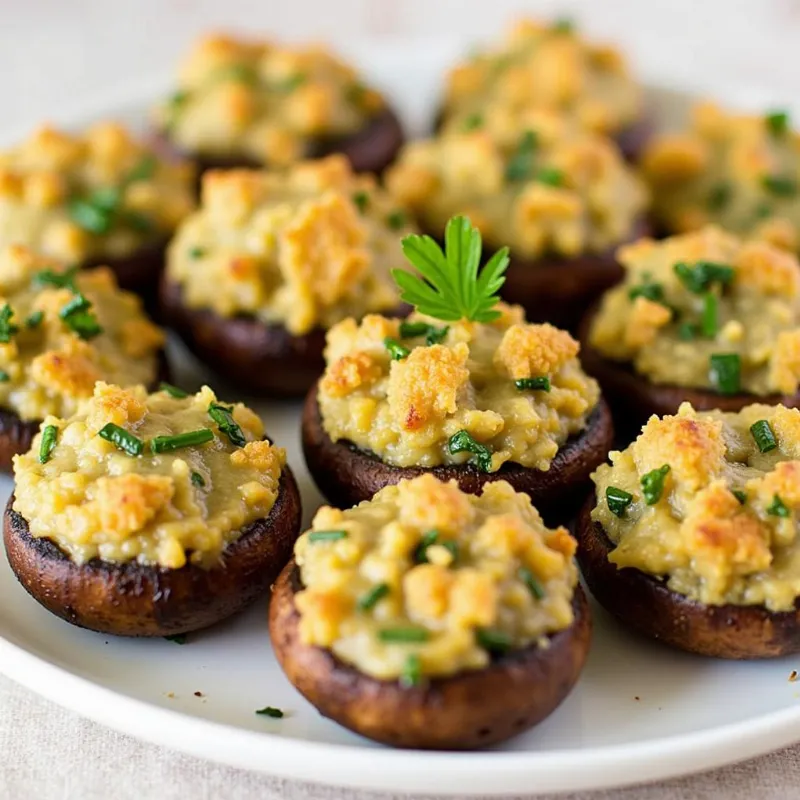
[3,27,800,798]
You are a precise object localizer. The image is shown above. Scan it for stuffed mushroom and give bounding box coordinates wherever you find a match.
[160,155,411,397]
[577,402,800,658]
[152,33,404,178]
[0,122,195,301]
[4,382,301,637]
[0,245,167,472]
[302,216,613,520]
[270,474,591,748]
[386,110,648,330]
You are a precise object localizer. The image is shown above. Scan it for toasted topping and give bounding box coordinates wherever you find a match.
[642,102,800,246]
[386,109,646,259]
[0,246,163,421]
[13,384,284,568]
[591,402,800,610]
[294,475,577,680]
[318,303,599,472]
[440,18,642,138]
[153,33,385,166]
[0,124,194,262]
[589,226,800,395]
[166,157,406,335]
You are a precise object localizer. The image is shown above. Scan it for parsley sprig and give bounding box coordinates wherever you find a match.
[393,216,509,323]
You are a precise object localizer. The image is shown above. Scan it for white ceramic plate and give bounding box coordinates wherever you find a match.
[2,39,800,798]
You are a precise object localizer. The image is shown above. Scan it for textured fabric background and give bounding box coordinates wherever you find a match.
[3,2,800,798]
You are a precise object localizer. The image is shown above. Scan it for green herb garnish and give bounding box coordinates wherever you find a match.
[0,370,8,382]
[515,377,551,392]
[413,530,458,564]
[394,215,509,323]
[628,278,666,305]
[0,304,19,343]
[352,191,369,213]
[255,706,284,718]
[447,429,492,472]
[750,419,778,453]
[122,210,154,234]
[38,424,58,464]
[606,486,633,517]
[536,167,564,187]
[358,583,390,611]
[701,293,718,338]
[68,194,115,235]
[384,337,410,360]
[461,112,484,131]
[762,174,797,197]
[678,322,698,341]
[188,246,207,260]
[191,471,205,488]
[124,154,156,185]
[552,16,575,33]
[215,63,258,84]
[58,293,90,319]
[378,626,430,643]
[476,628,513,654]
[275,73,307,93]
[709,353,741,395]
[398,320,449,346]
[150,429,214,454]
[207,402,246,447]
[733,489,747,505]
[164,633,187,644]
[641,464,670,505]
[59,293,103,340]
[308,530,348,543]
[518,566,545,599]
[345,82,367,106]
[674,261,734,294]
[33,267,78,291]
[707,182,731,210]
[767,494,791,518]
[386,210,407,230]
[98,423,144,456]
[505,130,538,181]
[766,109,790,137]
[400,654,423,688]
[160,382,189,398]
[25,310,43,329]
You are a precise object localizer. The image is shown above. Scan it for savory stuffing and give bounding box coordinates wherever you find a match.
[589,226,800,395]
[592,402,800,611]
[440,18,643,138]
[642,102,800,248]
[294,475,578,680]
[153,33,385,166]
[318,303,600,471]
[13,383,285,568]
[166,156,407,335]
[0,246,163,420]
[0,123,195,262]
[386,108,647,259]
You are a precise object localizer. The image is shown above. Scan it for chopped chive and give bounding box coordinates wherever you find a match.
[124,154,157,185]
[641,464,670,505]
[674,261,734,294]
[678,322,698,341]
[0,304,19,343]
[709,353,741,395]
[215,63,258,84]
[461,112,484,131]
[308,529,348,543]
[38,424,58,464]
[33,267,78,290]
[164,633,187,644]
[536,167,564,187]
[750,419,778,453]
[160,382,189,398]
[628,277,666,305]
[98,423,144,456]
[518,566,545,599]
[122,210,154,234]
[150,428,214,454]
[606,486,633,517]
[765,109,790,137]
[447,429,493,472]
[386,210,407,230]
[707,182,732,210]
[26,310,44,329]
[476,628,513,654]
[191,471,205,488]
[68,197,113,235]
[188,246,207,259]
[400,654,423,688]
[701,293,718,338]
[58,293,91,319]
[414,530,440,563]
[398,321,449,345]
[208,402,246,447]
[352,191,369,213]
[358,583,390,611]
[275,72,307,93]
[378,626,430,643]
[767,494,791,518]
[63,311,103,340]
[0,370,8,382]
[762,174,797,197]
[505,130,538,181]
[733,489,748,504]
[515,377,551,392]
[552,16,575,33]
[384,336,410,360]
[255,706,284,718]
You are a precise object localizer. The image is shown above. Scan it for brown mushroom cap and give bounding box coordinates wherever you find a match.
[0,348,171,475]
[301,384,614,523]
[575,499,800,658]
[269,559,591,749]
[577,307,800,438]
[151,107,405,182]
[3,468,302,637]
